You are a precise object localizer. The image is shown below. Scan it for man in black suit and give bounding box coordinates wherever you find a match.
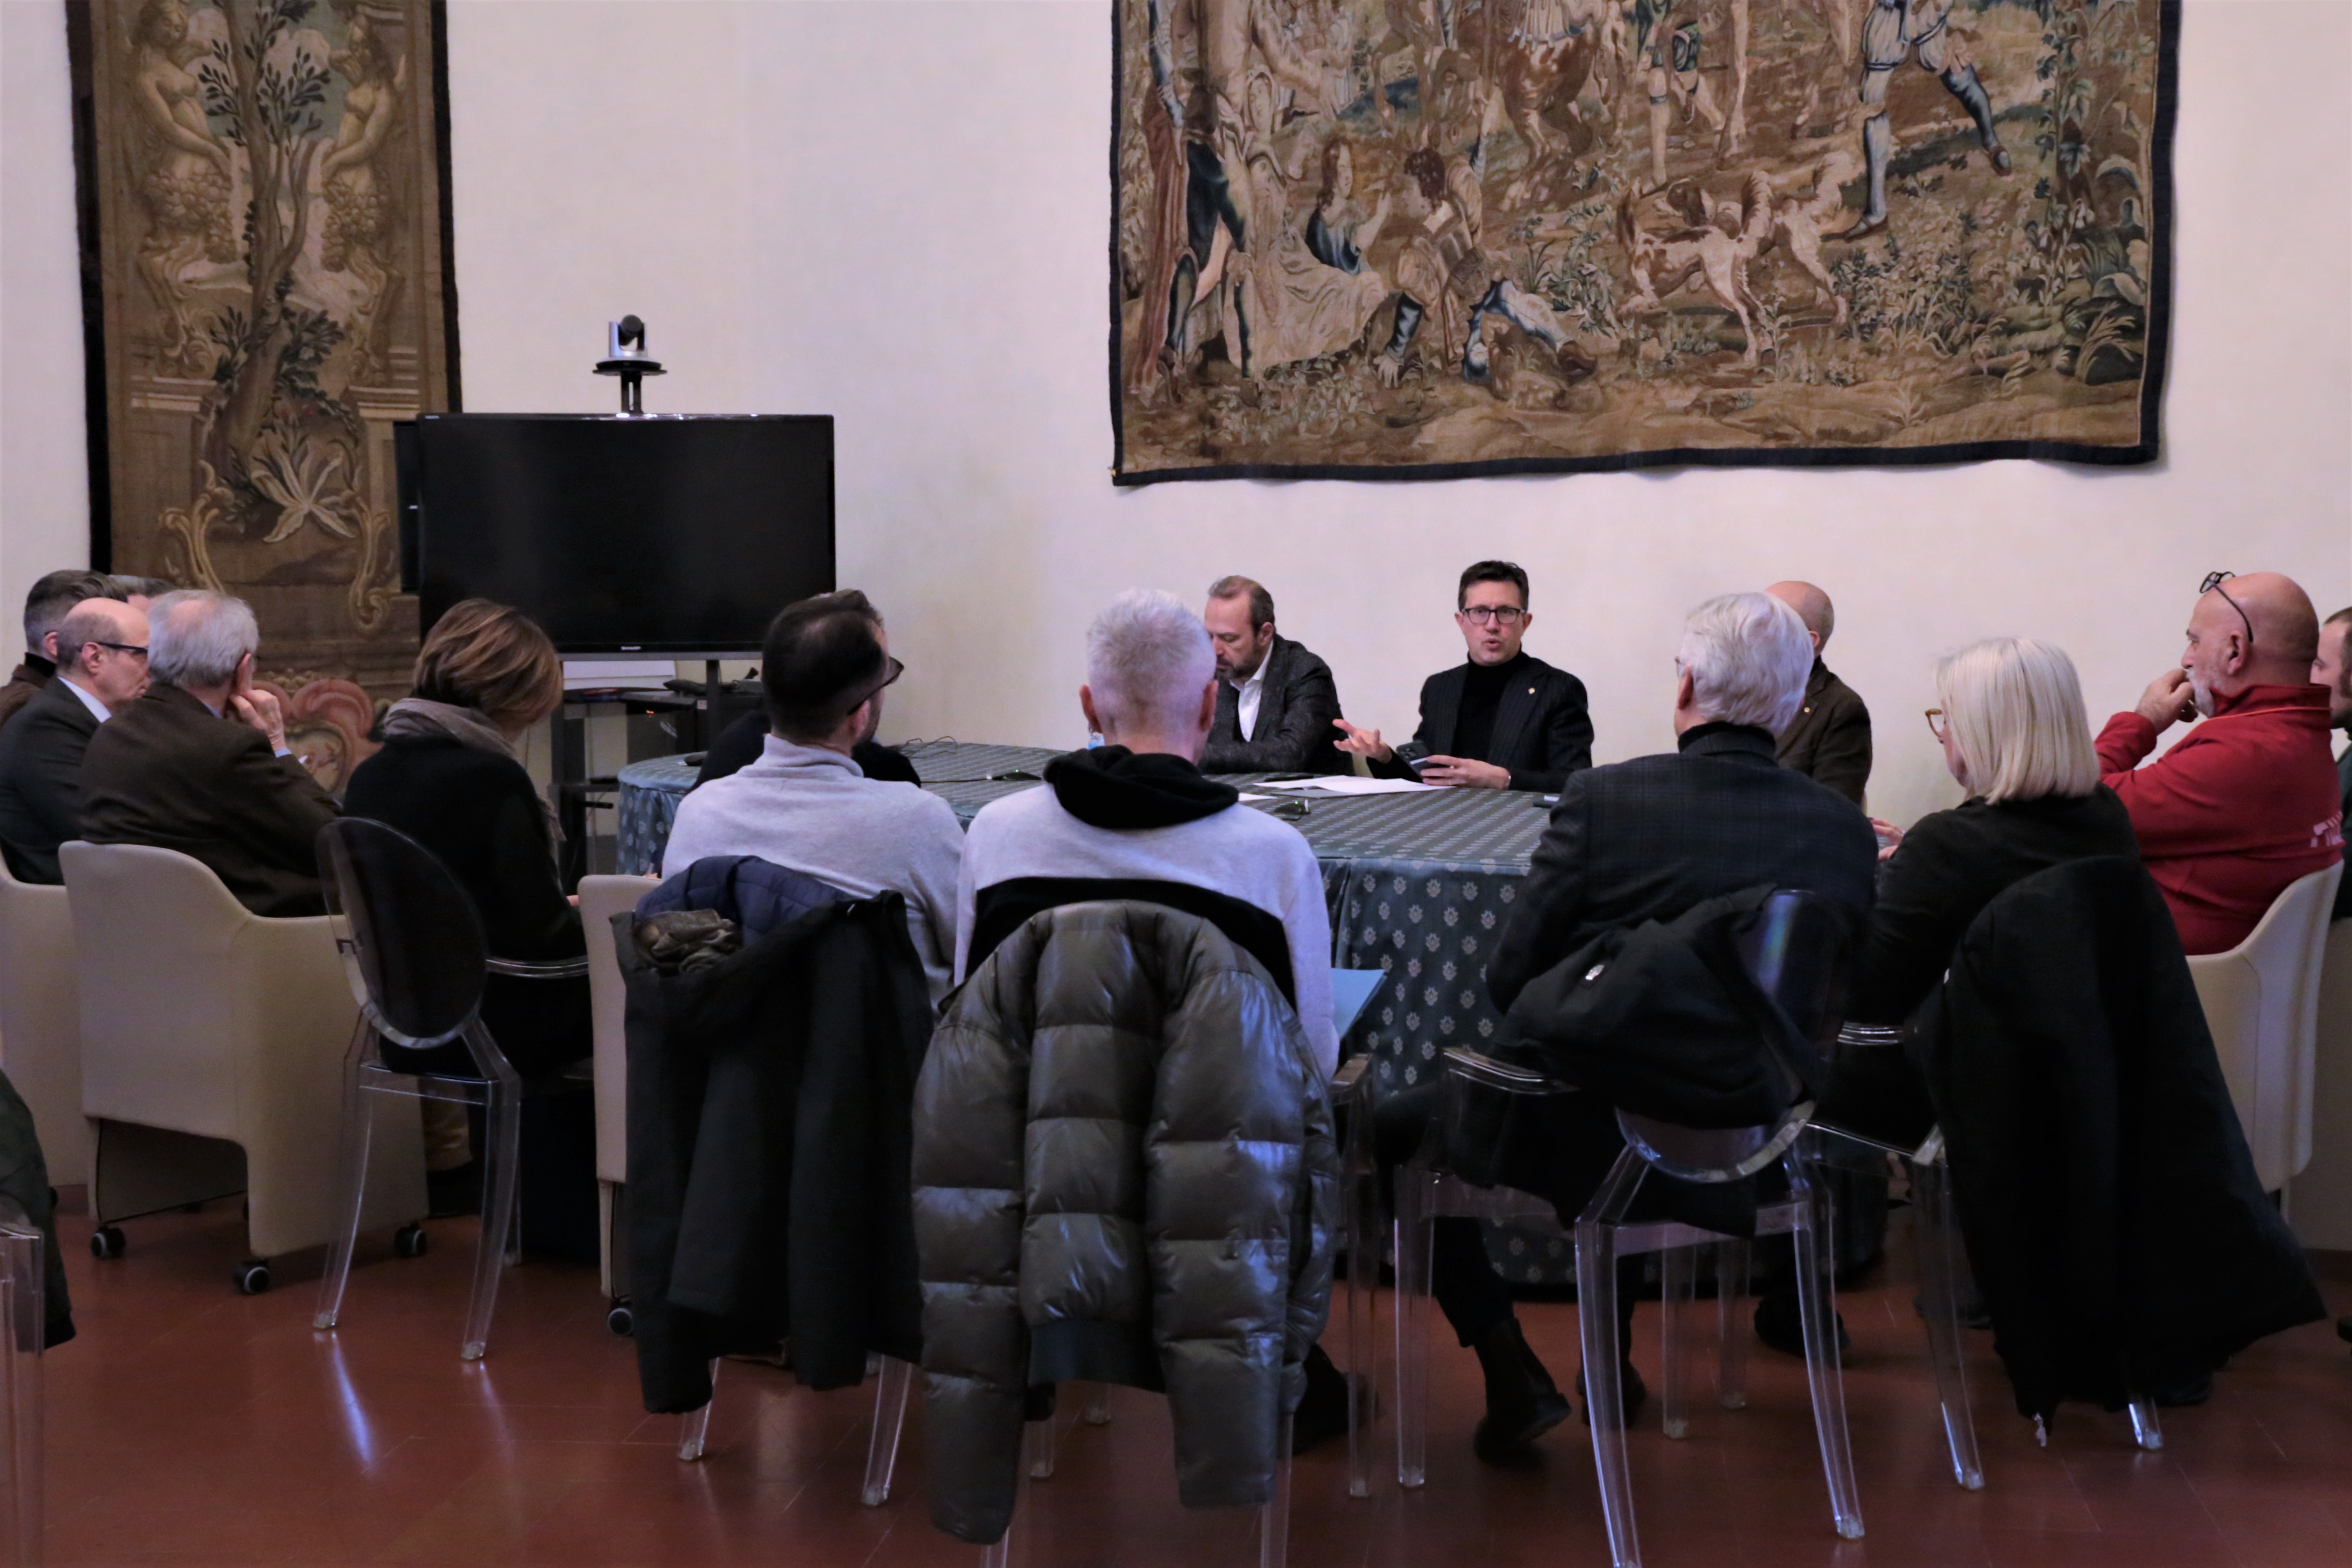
[1200,576,1344,774]
[1335,560,1591,792]
[1765,580,1873,806]
[0,599,151,883]
[80,591,339,918]
[0,570,120,737]
[1394,591,1876,1463]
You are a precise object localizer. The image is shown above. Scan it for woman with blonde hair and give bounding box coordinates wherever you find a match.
[343,600,585,1089]
[1849,636,2140,1026]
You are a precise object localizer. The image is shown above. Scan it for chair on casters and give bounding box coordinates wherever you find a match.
[310,818,586,1361]
[0,859,92,1190]
[1392,890,1865,1568]
[0,1199,42,1568]
[2189,864,2343,1197]
[62,841,423,1290]
[575,874,650,1336]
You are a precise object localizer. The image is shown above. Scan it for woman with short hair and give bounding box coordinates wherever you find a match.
[343,599,585,1080]
[1850,636,2140,1027]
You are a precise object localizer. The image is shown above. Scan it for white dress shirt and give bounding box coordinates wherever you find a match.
[1233,657,1270,742]
[59,678,110,723]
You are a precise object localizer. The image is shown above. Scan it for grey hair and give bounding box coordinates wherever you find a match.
[1678,592,1815,733]
[148,590,259,688]
[1087,589,1214,731]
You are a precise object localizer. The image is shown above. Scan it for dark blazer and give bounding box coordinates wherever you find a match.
[2337,746,2352,920]
[1915,857,2323,1423]
[1848,786,2139,1025]
[694,711,921,788]
[1489,722,1878,1011]
[0,677,102,884]
[1775,659,1873,806]
[1202,634,1344,775]
[78,683,339,918]
[0,657,55,737]
[343,735,589,1077]
[1372,652,1593,793]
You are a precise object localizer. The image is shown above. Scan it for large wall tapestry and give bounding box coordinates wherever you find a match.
[69,0,457,782]
[1112,0,2175,482]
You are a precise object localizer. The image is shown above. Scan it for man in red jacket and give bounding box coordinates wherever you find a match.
[2097,572,2345,954]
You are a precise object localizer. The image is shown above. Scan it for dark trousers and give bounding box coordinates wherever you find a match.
[1376,1081,1642,1354]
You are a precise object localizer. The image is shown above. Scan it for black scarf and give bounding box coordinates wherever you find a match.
[1044,746,1237,829]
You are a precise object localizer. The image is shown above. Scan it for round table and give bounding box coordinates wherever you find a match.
[616,739,1573,1283]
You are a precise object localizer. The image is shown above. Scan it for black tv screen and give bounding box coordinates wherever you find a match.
[399,413,834,654]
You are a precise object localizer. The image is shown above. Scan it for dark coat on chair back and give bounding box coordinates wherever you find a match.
[344,736,588,1077]
[1913,856,2324,1425]
[1490,723,1878,1010]
[1202,634,1345,775]
[913,902,1339,1545]
[78,683,338,917]
[0,676,103,884]
[1774,659,1873,806]
[620,855,934,1414]
[1371,651,1593,793]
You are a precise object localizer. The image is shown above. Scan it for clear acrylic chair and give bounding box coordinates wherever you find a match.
[311,818,586,1362]
[1392,891,1866,1568]
[979,1411,1294,1568]
[0,1199,41,1567]
[1326,1056,1380,1498]
[1816,1024,2161,1472]
[676,1353,920,1503]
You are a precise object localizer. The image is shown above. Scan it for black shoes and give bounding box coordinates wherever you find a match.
[1574,1359,1650,1428]
[1290,1344,1353,1455]
[425,1161,481,1218]
[1471,1318,1574,1462]
[1754,1287,1852,1358]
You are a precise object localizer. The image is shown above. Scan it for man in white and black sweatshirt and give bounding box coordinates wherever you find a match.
[955,588,1338,1076]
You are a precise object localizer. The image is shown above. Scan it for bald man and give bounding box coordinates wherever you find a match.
[0,598,150,883]
[1765,581,1873,806]
[2097,573,2345,954]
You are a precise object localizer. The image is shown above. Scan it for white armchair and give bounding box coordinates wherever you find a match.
[577,874,649,1321]
[60,840,425,1290]
[2190,863,2344,1195]
[0,857,90,1188]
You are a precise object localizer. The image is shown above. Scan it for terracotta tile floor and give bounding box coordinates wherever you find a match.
[36,1202,2352,1567]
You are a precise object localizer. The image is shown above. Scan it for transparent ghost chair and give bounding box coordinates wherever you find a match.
[1391,891,1865,1568]
[313,818,586,1361]
[0,1198,42,1567]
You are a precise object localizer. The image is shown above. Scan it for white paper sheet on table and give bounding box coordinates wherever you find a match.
[1253,776,1434,796]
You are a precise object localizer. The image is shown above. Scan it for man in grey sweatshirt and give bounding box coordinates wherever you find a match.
[662,595,964,1001]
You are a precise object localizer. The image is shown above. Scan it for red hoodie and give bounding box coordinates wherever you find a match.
[2096,683,2345,955]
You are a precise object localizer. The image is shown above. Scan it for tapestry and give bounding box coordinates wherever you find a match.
[1111,0,2175,482]
[68,0,457,784]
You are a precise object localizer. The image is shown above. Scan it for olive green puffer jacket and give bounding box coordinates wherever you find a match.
[913,902,1339,1545]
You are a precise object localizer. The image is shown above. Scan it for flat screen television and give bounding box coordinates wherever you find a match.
[396,413,834,654]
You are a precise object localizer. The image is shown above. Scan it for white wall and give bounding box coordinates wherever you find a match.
[7,0,2350,827]
[0,0,92,625]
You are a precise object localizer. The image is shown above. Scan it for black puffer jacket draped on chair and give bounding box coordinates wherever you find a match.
[1913,856,2323,1426]
[913,902,1340,1546]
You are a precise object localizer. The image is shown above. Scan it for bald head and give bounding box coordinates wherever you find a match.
[54,598,150,711]
[1765,581,1834,653]
[2183,572,2321,711]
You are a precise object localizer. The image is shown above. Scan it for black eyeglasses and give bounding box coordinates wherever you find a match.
[92,641,148,659]
[2200,571,2253,651]
[842,656,904,712]
[1460,605,1526,626]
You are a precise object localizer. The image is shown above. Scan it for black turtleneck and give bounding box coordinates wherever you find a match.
[1453,652,1527,762]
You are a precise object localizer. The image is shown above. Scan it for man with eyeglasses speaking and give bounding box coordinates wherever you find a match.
[0,597,150,883]
[1335,561,1593,793]
[2095,571,2344,955]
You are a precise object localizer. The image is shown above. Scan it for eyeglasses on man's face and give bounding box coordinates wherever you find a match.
[92,641,148,660]
[1459,605,1526,627]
